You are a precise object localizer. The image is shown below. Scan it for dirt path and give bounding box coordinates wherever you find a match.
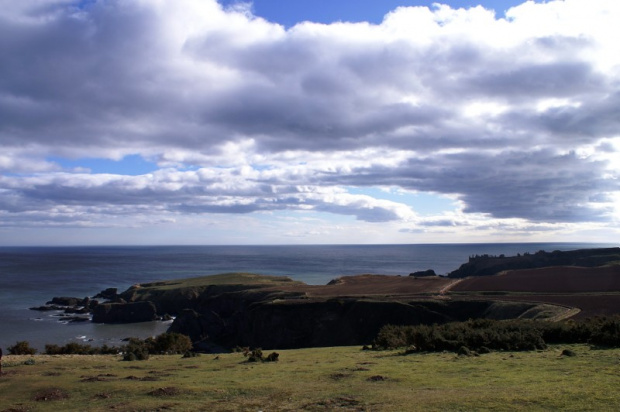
[439,278,464,295]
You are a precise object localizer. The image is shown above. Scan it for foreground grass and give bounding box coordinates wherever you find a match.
[1,345,619,411]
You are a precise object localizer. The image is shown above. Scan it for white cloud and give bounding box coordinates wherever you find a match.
[0,0,619,243]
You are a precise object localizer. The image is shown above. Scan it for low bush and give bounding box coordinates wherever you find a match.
[373,316,620,354]
[45,342,120,355]
[122,338,150,361]
[8,341,37,355]
[121,332,193,361]
[242,348,279,363]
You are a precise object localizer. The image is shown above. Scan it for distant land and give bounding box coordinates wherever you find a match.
[34,247,620,350]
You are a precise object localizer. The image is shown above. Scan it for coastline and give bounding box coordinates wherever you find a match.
[1,243,616,351]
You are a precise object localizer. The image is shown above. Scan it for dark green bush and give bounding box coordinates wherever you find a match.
[246,348,263,362]
[373,316,620,354]
[45,342,120,355]
[265,352,279,362]
[8,341,37,355]
[561,349,577,357]
[122,338,151,361]
[120,333,192,361]
[241,348,279,363]
[182,351,201,358]
[457,346,472,356]
[152,333,193,354]
[589,317,620,347]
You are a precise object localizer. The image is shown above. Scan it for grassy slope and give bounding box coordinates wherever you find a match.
[2,345,619,411]
[131,272,304,291]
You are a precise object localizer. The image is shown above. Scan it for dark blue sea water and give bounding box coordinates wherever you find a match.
[1,243,615,351]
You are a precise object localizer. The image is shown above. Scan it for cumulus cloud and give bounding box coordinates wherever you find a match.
[0,0,619,241]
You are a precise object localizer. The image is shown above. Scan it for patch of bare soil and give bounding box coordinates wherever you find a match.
[125,375,160,381]
[148,387,182,397]
[304,396,365,411]
[93,392,112,399]
[80,373,118,382]
[329,372,351,381]
[33,388,70,401]
[367,375,388,382]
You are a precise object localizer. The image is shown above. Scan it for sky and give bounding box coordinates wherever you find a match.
[1,0,619,246]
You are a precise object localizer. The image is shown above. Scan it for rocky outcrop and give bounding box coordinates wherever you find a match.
[92,301,158,323]
[46,297,85,306]
[409,269,437,277]
[93,287,119,300]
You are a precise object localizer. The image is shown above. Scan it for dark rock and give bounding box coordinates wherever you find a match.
[47,297,82,306]
[64,307,90,314]
[59,316,90,323]
[409,269,437,277]
[92,301,158,323]
[94,287,119,300]
[30,305,63,312]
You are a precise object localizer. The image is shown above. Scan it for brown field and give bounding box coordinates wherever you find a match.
[448,265,620,318]
[452,265,620,293]
[280,274,455,297]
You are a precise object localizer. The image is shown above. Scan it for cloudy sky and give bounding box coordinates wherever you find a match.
[1,0,619,246]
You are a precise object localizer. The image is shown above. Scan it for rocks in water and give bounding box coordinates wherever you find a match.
[409,269,437,277]
[30,305,64,311]
[46,297,83,307]
[92,301,158,323]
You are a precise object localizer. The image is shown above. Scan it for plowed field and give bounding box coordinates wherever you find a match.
[452,265,620,293]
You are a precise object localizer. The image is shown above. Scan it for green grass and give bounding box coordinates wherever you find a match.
[1,344,619,411]
[135,272,304,291]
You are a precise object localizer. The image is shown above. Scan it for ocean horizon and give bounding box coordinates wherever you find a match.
[1,242,616,351]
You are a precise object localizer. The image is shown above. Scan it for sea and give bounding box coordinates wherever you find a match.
[1,242,616,352]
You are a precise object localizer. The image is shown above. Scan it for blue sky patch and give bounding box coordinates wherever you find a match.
[49,155,159,176]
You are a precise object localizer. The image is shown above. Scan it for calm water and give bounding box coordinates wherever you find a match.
[1,243,615,351]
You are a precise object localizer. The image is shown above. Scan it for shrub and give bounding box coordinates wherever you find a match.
[241,348,279,363]
[122,338,150,361]
[8,341,37,355]
[152,333,193,354]
[265,352,279,362]
[182,351,201,358]
[457,346,472,356]
[120,332,192,361]
[589,317,620,347]
[246,348,263,362]
[478,346,492,354]
[561,349,577,357]
[45,342,120,355]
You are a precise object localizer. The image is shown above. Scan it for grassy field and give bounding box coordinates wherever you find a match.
[1,344,619,411]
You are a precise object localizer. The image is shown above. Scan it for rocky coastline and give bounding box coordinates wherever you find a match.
[31,247,620,350]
